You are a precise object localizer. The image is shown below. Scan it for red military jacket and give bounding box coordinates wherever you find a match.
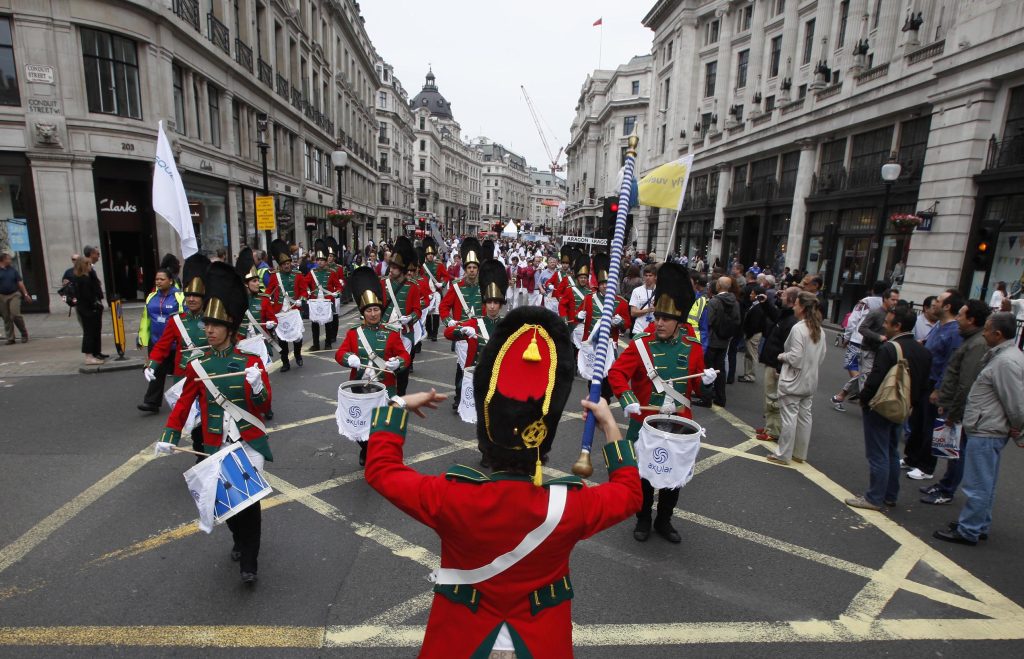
[307,266,343,301]
[558,278,590,324]
[581,292,630,342]
[421,260,450,293]
[438,280,482,324]
[148,311,206,377]
[265,270,308,306]
[442,314,499,367]
[608,329,705,423]
[364,406,641,659]
[335,323,410,393]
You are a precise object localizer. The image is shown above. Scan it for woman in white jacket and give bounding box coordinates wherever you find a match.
[769,291,827,465]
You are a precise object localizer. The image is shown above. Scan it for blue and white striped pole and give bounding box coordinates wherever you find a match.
[573,135,639,477]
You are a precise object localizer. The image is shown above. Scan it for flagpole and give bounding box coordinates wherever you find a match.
[599,23,603,69]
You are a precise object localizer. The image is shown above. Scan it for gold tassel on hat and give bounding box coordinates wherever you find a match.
[522,328,541,362]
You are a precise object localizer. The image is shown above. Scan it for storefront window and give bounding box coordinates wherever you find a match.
[833,235,871,292]
[983,194,1024,297]
[0,176,36,304]
[805,236,824,275]
[188,189,229,255]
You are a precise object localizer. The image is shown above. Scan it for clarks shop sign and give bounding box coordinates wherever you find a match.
[98,198,138,214]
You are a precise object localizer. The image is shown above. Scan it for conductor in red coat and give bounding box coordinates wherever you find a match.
[365,306,641,658]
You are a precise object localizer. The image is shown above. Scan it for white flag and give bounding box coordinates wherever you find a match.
[152,121,198,258]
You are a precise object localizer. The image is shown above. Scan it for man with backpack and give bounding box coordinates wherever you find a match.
[846,304,932,511]
[705,276,741,407]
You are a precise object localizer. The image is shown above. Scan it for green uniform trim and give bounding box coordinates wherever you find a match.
[542,475,585,489]
[529,575,574,615]
[370,405,408,436]
[624,418,642,443]
[618,390,639,408]
[471,622,531,659]
[445,464,492,483]
[161,427,181,445]
[603,439,638,472]
[433,584,481,612]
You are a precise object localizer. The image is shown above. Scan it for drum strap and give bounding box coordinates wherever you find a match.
[632,338,690,410]
[422,263,439,292]
[453,282,473,317]
[276,273,293,308]
[245,310,276,346]
[311,270,327,299]
[477,317,490,343]
[191,360,267,435]
[173,314,197,352]
[429,485,567,586]
[385,278,401,323]
[357,327,388,372]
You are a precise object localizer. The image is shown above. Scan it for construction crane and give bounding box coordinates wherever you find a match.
[521,85,565,174]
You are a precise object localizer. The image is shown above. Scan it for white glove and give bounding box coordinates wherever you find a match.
[462,326,477,339]
[347,354,361,368]
[576,310,586,321]
[399,315,412,325]
[245,365,264,394]
[385,357,402,372]
[265,320,277,330]
[612,316,624,327]
[446,319,457,328]
[154,441,175,455]
[143,367,155,382]
[701,368,718,385]
[623,402,641,418]
[659,400,677,415]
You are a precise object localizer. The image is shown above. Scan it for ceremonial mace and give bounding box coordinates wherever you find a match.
[573,134,639,478]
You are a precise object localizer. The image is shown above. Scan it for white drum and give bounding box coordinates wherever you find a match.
[577,334,615,381]
[426,291,441,316]
[458,366,477,424]
[308,298,333,325]
[336,380,389,442]
[571,323,585,349]
[454,338,470,369]
[413,318,425,345]
[164,377,186,408]
[238,336,271,367]
[636,415,705,490]
[275,308,304,342]
[334,297,344,316]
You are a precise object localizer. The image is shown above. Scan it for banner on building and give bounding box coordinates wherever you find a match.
[638,154,695,211]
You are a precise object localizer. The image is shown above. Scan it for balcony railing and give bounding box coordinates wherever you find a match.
[906,39,945,65]
[235,39,253,73]
[290,84,302,110]
[815,82,842,101]
[985,133,1024,171]
[855,63,889,84]
[258,58,273,87]
[207,13,230,54]
[681,191,714,212]
[173,0,200,31]
[275,73,288,100]
[378,135,390,145]
[728,177,778,205]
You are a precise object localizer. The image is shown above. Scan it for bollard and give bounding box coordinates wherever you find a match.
[109,297,127,360]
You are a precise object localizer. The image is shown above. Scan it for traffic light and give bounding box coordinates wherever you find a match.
[972,225,995,271]
[601,196,632,241]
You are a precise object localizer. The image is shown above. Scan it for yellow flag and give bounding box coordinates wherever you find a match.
[638,155,695,211]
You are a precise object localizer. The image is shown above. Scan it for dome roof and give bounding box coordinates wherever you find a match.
[410,69,453,120]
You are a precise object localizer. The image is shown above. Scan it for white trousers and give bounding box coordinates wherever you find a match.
[776,393,813,462]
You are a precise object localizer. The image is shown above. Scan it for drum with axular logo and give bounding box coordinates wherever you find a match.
[274,308,304,342]
[308,298,334,325]
[458,366,477,424]
[336,380,389,442]
[636,415,705,490]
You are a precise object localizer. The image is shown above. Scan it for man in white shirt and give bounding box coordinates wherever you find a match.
[914,295,939,342]
[628,264,658,336]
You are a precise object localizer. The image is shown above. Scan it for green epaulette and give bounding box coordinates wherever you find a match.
[633,332,651,340]
[684,335,700,345]
[445,464,491,483]
[543,475,585,489]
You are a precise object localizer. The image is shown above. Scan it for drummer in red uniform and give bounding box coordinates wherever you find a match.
[608,262,717,544]
[365,305,641,658]
[336,266,410,466]
[158,262,272,585]
[308,238,344,352]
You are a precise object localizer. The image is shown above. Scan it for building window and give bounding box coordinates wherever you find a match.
[81,27,142,119]
[658,125,666,154]
[704,20,720,46]
[623,115,636,136]
[838,1,849,47]
[172,64,185,133]
[631,80,640,95]
[207,83,221,147]
[0,19,19,106]
[769,36,782,78]
[419,115,425,129]
[736,50,749,89]
[666,40,674,61]
[313,148,323,185]
[192,78,203,140]
[304,142,311,180]
[873,0,882,28]
[802,19,815,65]
[419,157,426,171]
[420,139,426,151]
[764,95,776,112]
[378,90,387,108]
[232,99,241,155]
[704,61,717,97]
[418,198,426,211]
[798,84,807,99]
[737,4,753,32]
[774,0,786,15]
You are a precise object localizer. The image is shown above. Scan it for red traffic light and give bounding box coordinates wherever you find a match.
[609,201,619,213]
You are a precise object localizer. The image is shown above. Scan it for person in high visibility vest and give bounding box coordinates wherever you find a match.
[137,268,185,410]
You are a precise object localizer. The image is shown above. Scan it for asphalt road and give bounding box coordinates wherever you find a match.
[1,319,1022,657]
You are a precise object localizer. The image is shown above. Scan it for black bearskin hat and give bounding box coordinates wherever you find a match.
[479,259,508,304]
[391,236,416,270]
[270,238,291,266]
[572,251,591,279]
[235,247,259,282]
[182,253,211,297]
[325,236,339,257]
[592,253,611,284]
[473,306,574,482]
[559,244,575,265]
[422,236,439,255]
[461,237,482,266]
[481,239,495,262]
[653,262,696,321]
[313,238,328,261]
[349,266,384,312]
[202,261,247,333]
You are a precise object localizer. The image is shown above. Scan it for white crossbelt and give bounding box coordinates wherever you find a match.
[275,273,292,308]
[633,338,690,410]
[385,278,402,324]
[357,327,388,372]
[453,282,473,317]
[429,485,567,585]
[190,360,267,435]
[173,314,197,352]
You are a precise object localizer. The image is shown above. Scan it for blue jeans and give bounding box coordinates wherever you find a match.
[956,435,1009,542]
[863,409,903,506]
[936,431,967,497]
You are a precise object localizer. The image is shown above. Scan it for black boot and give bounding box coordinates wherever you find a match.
[653,519,681,543]
[633,517,651,542]
[280,358,291,372]
[358,441,368,467]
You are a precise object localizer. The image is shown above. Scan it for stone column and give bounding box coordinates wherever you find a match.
[222,90,237,157]
[786,139,818,269]
[713,6,735,132]
[710,163,732,261]
[745,0,767,108]
[873,0,902,63]
[900,80,998,304]
[183,69,197,140]
[227,182,241,255]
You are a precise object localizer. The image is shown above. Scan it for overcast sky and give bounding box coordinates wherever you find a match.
[359,0,655,172]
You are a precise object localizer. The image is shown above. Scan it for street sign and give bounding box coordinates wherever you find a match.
[563,236,608,246]
[255,195,276,231]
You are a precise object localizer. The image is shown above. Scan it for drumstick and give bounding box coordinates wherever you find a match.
[157,444,208,457]
[666,369,719,383]
[196,371,251,381]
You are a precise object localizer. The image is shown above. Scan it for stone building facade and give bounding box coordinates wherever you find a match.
[528,167,567,234]
[475,138,531,234]
[0,0,381,311]
[639,0,1024,317]
[564,55,652,239]
[374,57,414,245]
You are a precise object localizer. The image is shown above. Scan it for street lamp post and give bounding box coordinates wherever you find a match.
[331,150,348,251]
[256,113,271,249]
[867,154,903,284]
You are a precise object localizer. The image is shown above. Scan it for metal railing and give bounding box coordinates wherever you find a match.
[258,58,273,87]
[985,133,1024,170]
[173,0,200,31]
[234,39,252,73]
[207,13,230,54]
[378,135,390,144]
[815,82,842,101]
[728,177,778,205]
[275,73,288,100]
[290,84,301,110]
